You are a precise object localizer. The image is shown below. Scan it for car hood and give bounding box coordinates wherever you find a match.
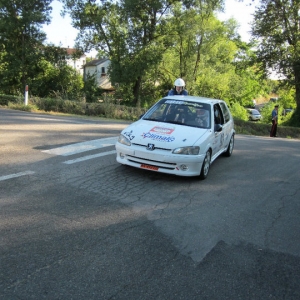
[121,120,209,147]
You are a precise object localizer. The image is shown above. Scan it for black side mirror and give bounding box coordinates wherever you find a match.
[214,124,223,132]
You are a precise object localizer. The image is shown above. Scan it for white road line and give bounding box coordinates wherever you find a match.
[0,171,35,182]
[32,117,88,124]
[63,150,116,164]
[42,137,118,156]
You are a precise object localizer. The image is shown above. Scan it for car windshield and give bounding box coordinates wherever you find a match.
[142,99,211,129]
[252,109,260,115]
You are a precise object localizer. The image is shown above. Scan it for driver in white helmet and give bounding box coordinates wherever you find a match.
[168,78,188,96]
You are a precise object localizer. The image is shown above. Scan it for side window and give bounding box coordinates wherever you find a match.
[219,102,231,123]
[214,104,224,125]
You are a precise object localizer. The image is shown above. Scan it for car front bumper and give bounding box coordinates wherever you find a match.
[115,142,205,177]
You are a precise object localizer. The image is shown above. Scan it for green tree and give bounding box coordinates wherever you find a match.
[0,0,52,94]
[83,73,103,103]
[59,0,269,113]
[60,0,182,106]
[276,86,296,110]
[229,41,270,106]
[30,60,84,100]
[36,44,85,100]
[252,0,300,125]
[160,0,224,88]
[159,6,260,105]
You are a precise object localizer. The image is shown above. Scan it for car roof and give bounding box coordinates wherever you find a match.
[163,95,225,105]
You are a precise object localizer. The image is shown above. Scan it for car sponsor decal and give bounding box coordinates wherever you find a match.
[165,100,185,104]
[141,132,175,142]
[123,130,135,140]
[165,100,206,108]
[150,126,175,135]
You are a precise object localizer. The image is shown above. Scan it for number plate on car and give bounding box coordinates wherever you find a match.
[141,164,159,171]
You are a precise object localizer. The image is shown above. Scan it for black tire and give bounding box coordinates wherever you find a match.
[200,150,211,180]
[224,134,234,157]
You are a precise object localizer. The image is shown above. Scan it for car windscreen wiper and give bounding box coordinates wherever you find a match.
[164,120,185,125]
[142,117,161,121]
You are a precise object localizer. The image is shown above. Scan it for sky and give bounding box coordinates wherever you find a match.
[42,1,78,49]
[218,0,256,41]
[42,0,256,55]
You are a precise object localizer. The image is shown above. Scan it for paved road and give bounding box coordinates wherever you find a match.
[1,108,300,299]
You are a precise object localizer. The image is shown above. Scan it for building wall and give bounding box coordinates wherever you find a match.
[65,56,86,76]
[84,60,112,90]
[95,60,110,84]
[84,65,97,79]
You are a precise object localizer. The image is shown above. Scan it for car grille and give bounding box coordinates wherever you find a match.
[127,155,176,170]
[126,143,176,170]
[132,142,172,152]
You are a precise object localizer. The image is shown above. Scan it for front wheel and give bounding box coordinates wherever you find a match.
[200,150,211,180]
[224,134,234,157]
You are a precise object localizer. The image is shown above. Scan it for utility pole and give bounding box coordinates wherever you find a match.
[24,85,28,105]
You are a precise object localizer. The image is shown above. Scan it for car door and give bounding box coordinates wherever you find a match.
[219,102,233,149]
[211,104,225,159]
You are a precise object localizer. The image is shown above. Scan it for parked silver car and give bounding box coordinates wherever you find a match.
[248,109,262,121]
[282,108,294,116]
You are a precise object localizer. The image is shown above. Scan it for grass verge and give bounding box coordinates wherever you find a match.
[234,119,300,139]
[2,102,300,140]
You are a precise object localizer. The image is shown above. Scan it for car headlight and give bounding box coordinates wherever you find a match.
[172,146,200,155]
[118,134,131,146]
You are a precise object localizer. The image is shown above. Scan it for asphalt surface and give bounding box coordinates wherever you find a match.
[1,108,300,299]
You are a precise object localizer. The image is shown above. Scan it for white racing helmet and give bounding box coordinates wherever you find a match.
[174,78,185,87]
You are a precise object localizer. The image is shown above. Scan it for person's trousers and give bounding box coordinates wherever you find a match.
[270,120,277,137]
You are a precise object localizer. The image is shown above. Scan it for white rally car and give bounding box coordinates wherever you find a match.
[115,95,235,179]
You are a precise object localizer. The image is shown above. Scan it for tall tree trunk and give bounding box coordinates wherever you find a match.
[132,76,142,107]
[291,62,300,125]
[193,36,203,82]
[294,62,300,110]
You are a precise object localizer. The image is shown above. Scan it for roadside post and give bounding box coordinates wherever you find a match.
[24,85,28,105]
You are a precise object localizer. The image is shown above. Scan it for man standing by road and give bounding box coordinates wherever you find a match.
[270,105,279,137]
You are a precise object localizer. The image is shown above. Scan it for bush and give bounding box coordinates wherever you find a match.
[32,97,62,112]
[85,103,106,116]
[29,97,146,120]
[88,102,146,120]
[287,108,300,127]
[31,97,85,115]
[1,93,299,139]
[7,102,37,112]
[229,102,248,121]
[0,94,23,105]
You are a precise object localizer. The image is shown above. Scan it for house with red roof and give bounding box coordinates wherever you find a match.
[63,47,86,76]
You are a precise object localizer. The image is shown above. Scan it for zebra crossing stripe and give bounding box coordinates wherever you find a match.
[63,150,116,164]
[42,137,118,156]
[0,171,35,182]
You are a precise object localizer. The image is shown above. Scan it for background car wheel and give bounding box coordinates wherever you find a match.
[200,150,211,180]
[224,134,234,157]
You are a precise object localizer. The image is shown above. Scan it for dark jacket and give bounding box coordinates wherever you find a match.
[167,89,188,96]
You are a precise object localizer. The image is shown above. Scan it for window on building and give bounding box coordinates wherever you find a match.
[101,66,106,77]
